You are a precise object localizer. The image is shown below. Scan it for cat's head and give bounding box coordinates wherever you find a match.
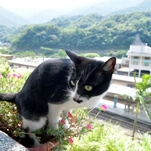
[66,50,116,104]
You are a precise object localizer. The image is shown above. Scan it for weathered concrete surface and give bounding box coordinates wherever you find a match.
[0,131,28,151]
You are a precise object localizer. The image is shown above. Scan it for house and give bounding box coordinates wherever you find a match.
[0,54,13,60]
[127,43,151,77]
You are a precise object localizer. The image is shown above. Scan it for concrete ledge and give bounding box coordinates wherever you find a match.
[0,131,28,151]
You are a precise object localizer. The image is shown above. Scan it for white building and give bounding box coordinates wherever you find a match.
[127,43,151,77]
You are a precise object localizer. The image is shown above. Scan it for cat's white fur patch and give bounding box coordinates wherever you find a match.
[69,79,108,107]
[22,116,47,131]
[48,89,108,129]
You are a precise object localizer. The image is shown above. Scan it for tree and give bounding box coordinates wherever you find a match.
[126,74,151,138]
[80,53,100,58]
[57,49,67,58]
[40,47,54,61]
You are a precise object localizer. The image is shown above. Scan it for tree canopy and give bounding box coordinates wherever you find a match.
[2,12,151,52]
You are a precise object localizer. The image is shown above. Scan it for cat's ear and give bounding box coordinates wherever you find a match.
[65,50,83,65]
[102,57,116,73]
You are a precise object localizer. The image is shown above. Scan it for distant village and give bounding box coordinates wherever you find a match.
[0,42,11,48]
[1,40,151,78]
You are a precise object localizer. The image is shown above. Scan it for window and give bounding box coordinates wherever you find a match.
[143,57,150,66]
[144,57,150,60]
[132,56,139,65]
[133,61,139,65]
[134,56,139,59]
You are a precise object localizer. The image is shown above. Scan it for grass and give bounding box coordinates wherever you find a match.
[66,121,151,151]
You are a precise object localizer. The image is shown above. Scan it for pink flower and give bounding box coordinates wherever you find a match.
[70,117,75,123]
[8,74,12,78]
[60,119,66,125]
[13,73,18,78]
[68,137,74,144]
[0,74,3,78]
[17,73,22,79]
[87,124,92,130]
[68,112,75,123]
[100,104,107,111]
[68,112,73,118]
[8,73,22,79]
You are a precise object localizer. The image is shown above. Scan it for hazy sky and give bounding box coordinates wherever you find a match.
[0,0,106,10]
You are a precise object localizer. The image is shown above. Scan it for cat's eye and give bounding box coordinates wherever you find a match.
[84,85,93,91]
[70,80,75,86]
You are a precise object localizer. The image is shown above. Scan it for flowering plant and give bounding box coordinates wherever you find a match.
[33,104,107,150]
[0,57,30,140]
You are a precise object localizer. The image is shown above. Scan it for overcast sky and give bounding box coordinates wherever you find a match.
[0,0,106,11]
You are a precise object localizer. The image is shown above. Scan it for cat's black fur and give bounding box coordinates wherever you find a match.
[16,59,73,120]
[0,50,116,147]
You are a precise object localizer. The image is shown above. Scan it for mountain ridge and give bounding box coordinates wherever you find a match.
[0,0,148,27]
[114,0,151,15]
[0,7,30,27]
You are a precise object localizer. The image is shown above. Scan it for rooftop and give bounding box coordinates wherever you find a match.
[127,44,151,55]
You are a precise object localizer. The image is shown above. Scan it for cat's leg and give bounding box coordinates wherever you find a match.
[20,127,39,147]
[21,116,47,147]
[62,110,69,119]
[48,104,62,130]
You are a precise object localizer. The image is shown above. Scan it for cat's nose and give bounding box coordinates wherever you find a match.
[73,97,83,104]
[73,97,78,102]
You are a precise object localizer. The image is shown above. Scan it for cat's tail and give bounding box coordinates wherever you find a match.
[0,93,17,103]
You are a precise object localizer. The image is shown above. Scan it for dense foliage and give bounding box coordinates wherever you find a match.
[67,123,151,151]
[0,25,27,43]
[0,25,14,42]
[1,12,151,52]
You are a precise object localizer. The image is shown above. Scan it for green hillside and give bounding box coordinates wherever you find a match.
[10,12,151,52]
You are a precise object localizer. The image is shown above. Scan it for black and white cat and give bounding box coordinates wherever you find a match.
[0,50,116,146]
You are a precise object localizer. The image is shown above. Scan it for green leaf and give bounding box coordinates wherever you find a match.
[139,96,151,120]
